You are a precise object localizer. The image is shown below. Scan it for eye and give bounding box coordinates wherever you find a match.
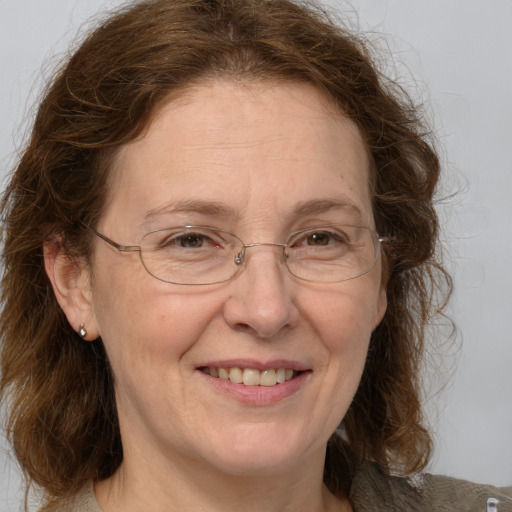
[304,231,335,246]
[292,229,348,248]
[161,231,221,249]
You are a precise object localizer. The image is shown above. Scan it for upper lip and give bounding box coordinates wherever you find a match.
[197,359,310,372]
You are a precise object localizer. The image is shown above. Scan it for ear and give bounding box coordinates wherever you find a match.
[44,240,100,341]
[372,286,387,331]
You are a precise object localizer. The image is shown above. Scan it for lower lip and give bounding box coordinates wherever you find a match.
[197,370,310,405]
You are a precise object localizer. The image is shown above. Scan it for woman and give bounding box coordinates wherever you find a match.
[1,0,510,510]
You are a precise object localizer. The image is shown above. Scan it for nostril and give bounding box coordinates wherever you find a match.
[232,322,258,336]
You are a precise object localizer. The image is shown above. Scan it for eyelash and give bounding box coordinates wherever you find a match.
[157,227,352,251]
[160,231,223,249]
[291,230,348,247]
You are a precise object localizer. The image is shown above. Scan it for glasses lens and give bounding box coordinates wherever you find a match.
[137,225,380,285]
[285,225,380,282]
[139,227,243,285]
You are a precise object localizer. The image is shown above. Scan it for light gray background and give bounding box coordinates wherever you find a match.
[1,0,511,509]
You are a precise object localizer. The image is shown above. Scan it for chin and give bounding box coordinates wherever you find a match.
[193,423,323,477]
[207,450,303,477]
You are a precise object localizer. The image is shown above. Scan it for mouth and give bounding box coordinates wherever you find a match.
[199,366,303,387]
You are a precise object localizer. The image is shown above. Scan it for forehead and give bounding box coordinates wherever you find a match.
[105,80,373,233]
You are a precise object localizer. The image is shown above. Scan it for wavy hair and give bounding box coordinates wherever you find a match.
[0,0,451,504]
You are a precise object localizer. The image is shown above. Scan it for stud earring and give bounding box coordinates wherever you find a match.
[78,324,87,338]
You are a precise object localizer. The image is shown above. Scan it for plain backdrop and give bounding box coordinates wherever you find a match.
[1,0,511,509]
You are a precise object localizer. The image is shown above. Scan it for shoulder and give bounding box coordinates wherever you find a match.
[350,461,512,512]
[37,482,102,512]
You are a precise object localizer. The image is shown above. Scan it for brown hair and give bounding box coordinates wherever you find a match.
[1,0,451,504]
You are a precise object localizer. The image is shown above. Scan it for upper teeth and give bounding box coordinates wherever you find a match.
[203,367,295,386]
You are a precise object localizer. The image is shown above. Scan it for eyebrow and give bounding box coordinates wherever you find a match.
[293,198,364,220]
[143,199,236,221]
[142,197,364,225]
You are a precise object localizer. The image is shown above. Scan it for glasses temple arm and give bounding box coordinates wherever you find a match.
[82,223,140,252]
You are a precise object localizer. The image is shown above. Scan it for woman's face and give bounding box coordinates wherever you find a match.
[82,81,386,477]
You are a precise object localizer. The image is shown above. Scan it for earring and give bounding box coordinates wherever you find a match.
[78,324,87,338]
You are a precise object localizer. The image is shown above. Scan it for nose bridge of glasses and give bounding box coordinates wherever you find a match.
[234,242,288,266]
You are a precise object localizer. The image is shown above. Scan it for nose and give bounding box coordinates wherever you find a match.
[223,246,299,339]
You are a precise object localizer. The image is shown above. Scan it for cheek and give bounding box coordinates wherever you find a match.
[92,270,221,372]
[304,282,380,398]
[300,288,377,434]
[307,286,377,346]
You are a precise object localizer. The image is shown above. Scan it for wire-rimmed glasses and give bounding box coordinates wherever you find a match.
[85,224,386,285]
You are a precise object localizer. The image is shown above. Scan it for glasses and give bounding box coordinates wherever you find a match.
[85,224,386,285]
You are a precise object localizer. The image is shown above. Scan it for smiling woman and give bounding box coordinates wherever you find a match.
[52,81,387,497]
[0,1,510,512]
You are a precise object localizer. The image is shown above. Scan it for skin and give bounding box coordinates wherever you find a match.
[46,80,387,512]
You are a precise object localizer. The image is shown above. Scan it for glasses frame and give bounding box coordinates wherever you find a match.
[83,223,388,285]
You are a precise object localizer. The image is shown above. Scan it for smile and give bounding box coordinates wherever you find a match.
[200,367,299,387]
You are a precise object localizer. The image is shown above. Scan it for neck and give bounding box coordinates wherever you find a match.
[94,446,350,512]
